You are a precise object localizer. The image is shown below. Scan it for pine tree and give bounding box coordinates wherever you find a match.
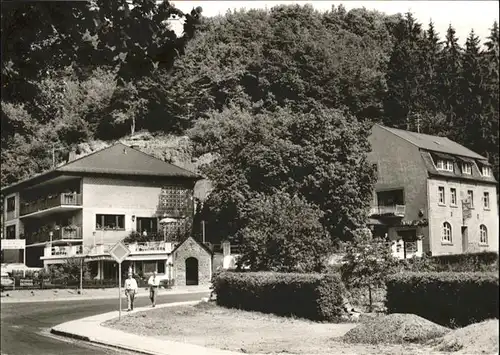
[482,22,499,180]
[384,12,424,130]
[457,30,486,154]
[413,21,443,134]
[437,25,462,132]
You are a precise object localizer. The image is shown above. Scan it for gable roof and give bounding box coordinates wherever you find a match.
[376,124,486,159]
[1,142,201,194]
[172,236,213,255]
[58,142,200,178]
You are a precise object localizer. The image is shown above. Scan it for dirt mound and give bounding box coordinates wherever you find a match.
[431,319,499,354]
[343,313,450,345]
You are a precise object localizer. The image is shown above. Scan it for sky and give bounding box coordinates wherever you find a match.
[170,1,499,45]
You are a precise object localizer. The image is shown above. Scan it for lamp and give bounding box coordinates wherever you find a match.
[131,215,135,222]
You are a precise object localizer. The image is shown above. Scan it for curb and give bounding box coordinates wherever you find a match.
[50,300,204,355]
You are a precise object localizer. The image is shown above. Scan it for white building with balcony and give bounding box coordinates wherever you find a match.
[1,142,202,281]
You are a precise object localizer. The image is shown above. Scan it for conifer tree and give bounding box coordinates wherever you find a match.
[383,12,423,130]
[437,25,462,131]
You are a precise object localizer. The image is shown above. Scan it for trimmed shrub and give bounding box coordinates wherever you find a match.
[386,272,499,327]
[430,252,498,272]
[213,271,346,321]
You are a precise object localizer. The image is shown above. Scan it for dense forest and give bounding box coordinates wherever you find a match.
[2,1,499,243]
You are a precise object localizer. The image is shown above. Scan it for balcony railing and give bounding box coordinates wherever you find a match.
[25,225,83,244]
[21,193,82,216]
[44,245,84,258]
[370,205,406,217]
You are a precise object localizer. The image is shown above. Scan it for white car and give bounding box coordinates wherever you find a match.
[1,272,14,290]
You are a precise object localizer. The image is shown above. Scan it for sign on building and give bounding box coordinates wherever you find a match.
[1,239,26,250]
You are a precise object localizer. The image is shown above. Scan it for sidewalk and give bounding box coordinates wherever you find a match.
[51,300,243,355]
[0,285,210,303]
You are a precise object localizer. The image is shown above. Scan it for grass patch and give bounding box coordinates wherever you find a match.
[103,302,451,354]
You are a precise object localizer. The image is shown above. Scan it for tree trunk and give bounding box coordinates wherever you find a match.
[368,285,373,313]
[130,116,136,136]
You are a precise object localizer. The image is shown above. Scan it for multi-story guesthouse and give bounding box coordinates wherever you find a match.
[1,142,214,285]
[368,124,498,258]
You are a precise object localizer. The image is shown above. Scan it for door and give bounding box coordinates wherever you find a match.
[397,229,417,259]
[185,257,199,286]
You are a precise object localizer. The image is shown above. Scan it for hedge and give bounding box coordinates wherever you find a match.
[213,271,346,321]
[386,272,499,327]
[430,252,498,271]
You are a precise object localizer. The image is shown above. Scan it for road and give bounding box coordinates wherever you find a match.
[0,292,208,355]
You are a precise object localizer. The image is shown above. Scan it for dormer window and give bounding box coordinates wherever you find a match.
[436,159,453,172]
[461,163,472,175]
[481,166,492,177]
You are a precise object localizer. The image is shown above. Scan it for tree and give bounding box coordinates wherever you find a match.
[340,228,397,312]
[163,4,394,129]
[190,105,376,243]
[437,25,463,131]
[237,192,332,272]
[456,30,487,154]
[383,12,424,130]
[482,21,500,181]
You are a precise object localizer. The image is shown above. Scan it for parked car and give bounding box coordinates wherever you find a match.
[1,272,14,291]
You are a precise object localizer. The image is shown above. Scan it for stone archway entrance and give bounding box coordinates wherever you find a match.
[185,257,199,285]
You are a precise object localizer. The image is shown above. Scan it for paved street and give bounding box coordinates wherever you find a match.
[0,292,208,355]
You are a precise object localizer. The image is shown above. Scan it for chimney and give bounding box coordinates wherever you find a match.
[67,149,77,163]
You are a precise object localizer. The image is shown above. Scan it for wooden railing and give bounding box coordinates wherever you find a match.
[20,193,82,216]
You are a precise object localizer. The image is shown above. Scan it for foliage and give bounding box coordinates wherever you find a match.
[48,257,91,285]
[236,191,332,272]
[430,252,499,272]
[213,271,346,321]
[340,228,398,311]
[163,5,394,126]
[385,272,499,327]
[190,105,376,242]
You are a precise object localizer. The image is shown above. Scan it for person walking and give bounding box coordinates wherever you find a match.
[148,270,160,307]
[124,272,138,311]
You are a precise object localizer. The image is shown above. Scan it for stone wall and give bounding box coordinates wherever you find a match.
[173,237,212,286]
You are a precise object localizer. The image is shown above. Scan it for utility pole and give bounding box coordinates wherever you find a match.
[416,115,421,133]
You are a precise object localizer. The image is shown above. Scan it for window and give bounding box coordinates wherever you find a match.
[438,186,445,204]
[461,163,472,175]
[450,188,457,206]
[137,217,158,234]
[467,190,474,208]
[481,166,492,177]
[479,225,488,245]
[6,225,16,239]
[143,261,157,274]
[6,197,15,212]
[442,222,452,243]
[436,159,453,172]
[483,192,490,209]
[157,261,165,274]
[96,214,125,230]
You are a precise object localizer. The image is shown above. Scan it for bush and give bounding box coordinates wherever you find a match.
[341,228,398,312]
[430,252,498,272]
[213,271,346,321]
[386,272,499,327]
